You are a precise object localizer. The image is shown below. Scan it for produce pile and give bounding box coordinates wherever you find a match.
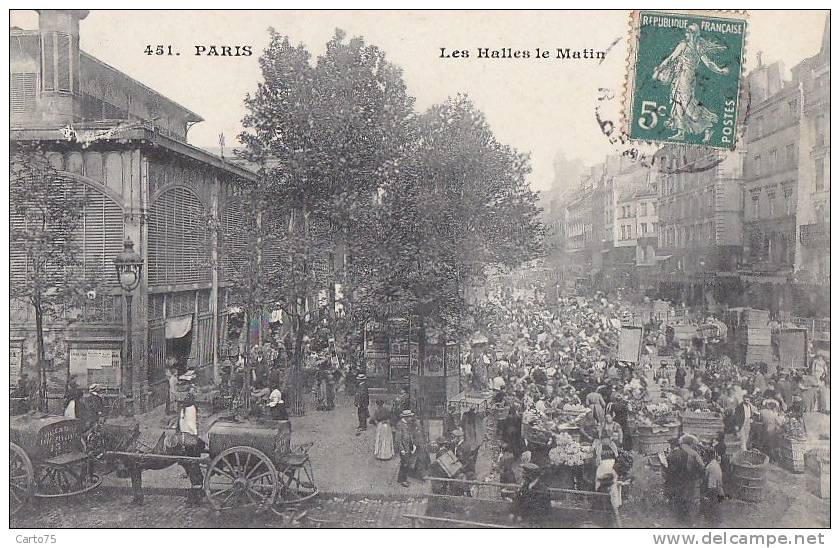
[637,401,680,427]
[548,432,592,467]
[783,418,807,442]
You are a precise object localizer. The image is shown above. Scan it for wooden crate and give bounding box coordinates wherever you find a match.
[681,411,724,440]
[778,437,808,473]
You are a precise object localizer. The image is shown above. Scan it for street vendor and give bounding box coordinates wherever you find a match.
[593,413,623,464]
[585,386,607,427]
[267,389,289,420]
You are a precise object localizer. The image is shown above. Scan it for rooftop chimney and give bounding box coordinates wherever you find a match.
[37,9,89,125]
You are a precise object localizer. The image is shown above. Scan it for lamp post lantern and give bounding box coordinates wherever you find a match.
[113,237,143,415]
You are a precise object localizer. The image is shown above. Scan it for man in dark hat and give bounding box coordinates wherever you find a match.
[354,374,370,434]
[511,463,551,523]
[395,409,416,487]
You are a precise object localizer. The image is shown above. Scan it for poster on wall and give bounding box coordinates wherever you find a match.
[778,328,807,369]
[444,344,460,377]
[70,346,121,388]
[424,344,445,376]
[617,326,643,364]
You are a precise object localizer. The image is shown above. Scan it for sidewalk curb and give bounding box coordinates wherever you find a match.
[96,485,430,501]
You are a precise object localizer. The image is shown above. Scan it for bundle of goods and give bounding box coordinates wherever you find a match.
[778,419,809,473]
[638,402,681,428]
[730,449,769,502]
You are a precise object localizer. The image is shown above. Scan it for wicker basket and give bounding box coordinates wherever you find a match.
[634,427,674,456]
[778,437,808,473]
[731,450,769,502]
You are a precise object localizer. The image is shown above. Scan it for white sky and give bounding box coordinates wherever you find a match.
[10,10,828,191]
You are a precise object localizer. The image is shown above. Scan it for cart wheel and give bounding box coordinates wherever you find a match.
[34,461,101,497]
[275,458,319,505]
[10,443,34,517]
[204,446,278,512]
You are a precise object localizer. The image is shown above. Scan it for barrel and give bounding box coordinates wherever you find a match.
[634,425,675,456]
[730,449,769,502]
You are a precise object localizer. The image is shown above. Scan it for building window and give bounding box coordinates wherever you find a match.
[815,159,825,191]
[815,114,825,147]
[641,222,647,235]
[651,201,657,214]
[768,149,777,172]
[10,73,37,113]
[768,191,776,216]
[752,195,760,219]
[640,202,647,216]
[784,190,793,215]
[786,143,797,164]
[753,154,761,176]
[755,115,764,137]
[788,99,798,117]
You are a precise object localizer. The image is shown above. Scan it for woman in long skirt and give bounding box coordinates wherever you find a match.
[373,400,394,460]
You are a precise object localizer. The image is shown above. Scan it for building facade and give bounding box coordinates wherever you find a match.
[10,10,257,410]
[654,144,744,307]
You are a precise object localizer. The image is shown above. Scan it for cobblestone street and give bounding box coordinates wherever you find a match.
[10,491,426,529]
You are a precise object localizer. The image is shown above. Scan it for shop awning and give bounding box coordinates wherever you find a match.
[656,255,672,261]
[165,315,193,339]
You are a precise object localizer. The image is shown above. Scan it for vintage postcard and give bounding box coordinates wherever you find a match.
[7,7,831,538]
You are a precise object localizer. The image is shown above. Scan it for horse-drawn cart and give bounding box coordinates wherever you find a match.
[10,415,102,517]
[102,417,319,513]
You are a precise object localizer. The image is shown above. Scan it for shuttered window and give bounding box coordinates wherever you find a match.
[148,187,210,286]
[10,179,124,290]
[11,73,37,113]
[42,33,55,91]
[56,33,71,91]
[79,185,125,282]
[220,200,247,282]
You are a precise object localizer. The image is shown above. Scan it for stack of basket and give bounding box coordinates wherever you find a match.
[738,309,773,364]
[778,435,809,473]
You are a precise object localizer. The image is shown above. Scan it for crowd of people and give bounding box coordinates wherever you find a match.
[456,283,830,522]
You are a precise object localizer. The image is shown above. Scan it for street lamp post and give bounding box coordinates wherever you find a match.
[113,237,143,415]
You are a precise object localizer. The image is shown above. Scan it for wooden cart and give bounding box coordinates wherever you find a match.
[103,417,319,513]
[10,415,102,517]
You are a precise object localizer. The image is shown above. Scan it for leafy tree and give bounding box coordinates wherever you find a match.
[233,28,416,413]
[355,95,544,364]
[10,143,98,409]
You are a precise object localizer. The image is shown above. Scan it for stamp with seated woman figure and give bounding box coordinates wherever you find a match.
[625,10,748,149]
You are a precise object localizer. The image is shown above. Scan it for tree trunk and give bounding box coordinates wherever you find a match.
[33,295,47,412]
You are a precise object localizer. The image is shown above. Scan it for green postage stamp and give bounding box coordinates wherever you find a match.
[626,10,747,149]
